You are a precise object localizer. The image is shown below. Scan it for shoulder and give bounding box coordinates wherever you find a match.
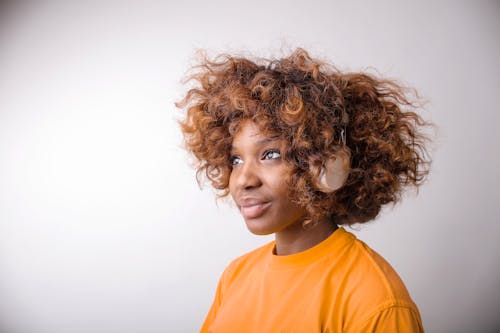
[218,241,274,287]
[333,229,422,330]
[344,232,414,304]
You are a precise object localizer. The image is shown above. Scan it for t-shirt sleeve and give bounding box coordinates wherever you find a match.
[350,305,424,333]
[199,275,224,333]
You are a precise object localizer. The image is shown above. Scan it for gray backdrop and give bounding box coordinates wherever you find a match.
[0,1,499,332]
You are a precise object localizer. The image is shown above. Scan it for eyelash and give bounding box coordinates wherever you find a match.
[229,149,281,166]
[230,155,242,166]
[263,149,281,160]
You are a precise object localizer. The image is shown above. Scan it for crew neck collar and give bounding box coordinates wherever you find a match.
[268,227,354,269]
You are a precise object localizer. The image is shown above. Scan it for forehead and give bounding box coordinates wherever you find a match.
[231,120,280,147]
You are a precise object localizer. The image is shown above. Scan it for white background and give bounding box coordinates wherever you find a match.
[0,1,499,332]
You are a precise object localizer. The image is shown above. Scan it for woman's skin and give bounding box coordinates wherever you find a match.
[228,120,337,256]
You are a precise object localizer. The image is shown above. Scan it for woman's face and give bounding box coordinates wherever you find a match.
[228,120,307,235]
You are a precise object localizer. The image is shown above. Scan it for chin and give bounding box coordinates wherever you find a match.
[244,219,276,236]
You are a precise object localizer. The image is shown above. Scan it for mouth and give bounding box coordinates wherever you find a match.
[238,201,272,219]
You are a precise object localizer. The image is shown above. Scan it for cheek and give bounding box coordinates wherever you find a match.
[271,176,305,216]
[228,173,236,197]
[269,172,292,198]
[269,182,294,210]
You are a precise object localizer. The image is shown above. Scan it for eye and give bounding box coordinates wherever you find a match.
[229,155,243,166]
[262,149,281,160]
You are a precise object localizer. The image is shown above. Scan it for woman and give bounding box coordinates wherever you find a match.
[177,48,429,332]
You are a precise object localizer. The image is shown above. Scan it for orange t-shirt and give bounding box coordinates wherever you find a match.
[201,227,424,332]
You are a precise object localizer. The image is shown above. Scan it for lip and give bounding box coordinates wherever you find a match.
[237,197,272,219]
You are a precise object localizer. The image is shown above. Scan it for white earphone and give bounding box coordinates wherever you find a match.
[310,148,350,193]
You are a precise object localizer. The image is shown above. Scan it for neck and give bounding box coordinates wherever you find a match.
[274,219,338,256]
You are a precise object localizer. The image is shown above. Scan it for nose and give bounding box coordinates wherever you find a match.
[233,161,262,191]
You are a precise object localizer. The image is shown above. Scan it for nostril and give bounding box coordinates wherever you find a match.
[238,167,262,190]
[244,183,260,191]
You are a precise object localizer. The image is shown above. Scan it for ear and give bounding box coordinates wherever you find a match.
[310,148,350,193]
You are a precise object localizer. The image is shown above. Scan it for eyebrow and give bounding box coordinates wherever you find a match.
[230,137,281,152]
[256,137,280,145]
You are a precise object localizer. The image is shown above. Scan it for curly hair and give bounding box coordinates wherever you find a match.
[176,48,431,225]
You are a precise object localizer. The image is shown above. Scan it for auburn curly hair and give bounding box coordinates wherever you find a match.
[176,48,430,225]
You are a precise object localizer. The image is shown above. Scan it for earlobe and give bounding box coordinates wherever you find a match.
[310,148,350,193]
